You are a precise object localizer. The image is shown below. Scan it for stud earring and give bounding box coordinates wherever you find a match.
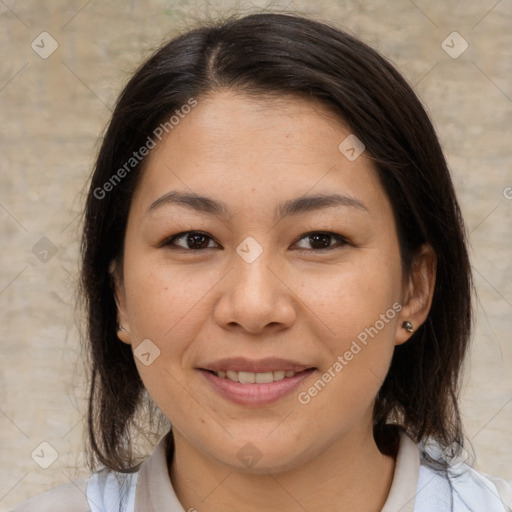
[117,324,127,332]
[402,321,414,333]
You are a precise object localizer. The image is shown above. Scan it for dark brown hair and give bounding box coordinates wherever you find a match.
[80,12,473,472]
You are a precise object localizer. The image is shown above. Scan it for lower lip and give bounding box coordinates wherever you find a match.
[200,369,316,406]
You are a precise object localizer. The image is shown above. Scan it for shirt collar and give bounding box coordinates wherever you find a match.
[381,431,421,512]
[134,429,421,511]
[134,429,184,511]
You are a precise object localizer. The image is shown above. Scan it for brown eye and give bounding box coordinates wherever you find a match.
[294,232,348,251]
[163,231,219,250]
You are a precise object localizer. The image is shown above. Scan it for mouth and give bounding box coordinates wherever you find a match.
[206,369,305,384]
[198,358,317,406]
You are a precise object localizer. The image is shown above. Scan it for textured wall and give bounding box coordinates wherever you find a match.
[1,0,511,509]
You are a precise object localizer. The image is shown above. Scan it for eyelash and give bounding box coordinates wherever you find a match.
[161,230,349,253]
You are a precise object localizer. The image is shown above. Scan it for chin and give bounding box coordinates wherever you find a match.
[212,437,315,475]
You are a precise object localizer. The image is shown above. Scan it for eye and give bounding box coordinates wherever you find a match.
[162,231,219,250]
[293,231,348,251]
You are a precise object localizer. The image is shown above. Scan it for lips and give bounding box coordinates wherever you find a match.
[200,367,316,406]
[198,357,316,405]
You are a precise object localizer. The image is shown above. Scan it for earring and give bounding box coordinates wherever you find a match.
[117,324,127,332]
[402,321,414,333]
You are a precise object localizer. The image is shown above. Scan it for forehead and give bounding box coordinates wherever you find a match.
[130,90,391,220]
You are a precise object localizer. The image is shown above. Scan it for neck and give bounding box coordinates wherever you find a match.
[168,425,396,512]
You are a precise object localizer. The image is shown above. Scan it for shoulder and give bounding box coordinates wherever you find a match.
[487,474,512,509]
[8,468,139,512]
[451,468,512,512]
[8,477,90,512]
[415,444,512,512]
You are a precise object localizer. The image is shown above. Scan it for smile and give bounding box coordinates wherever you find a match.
[212,370,297,383]
[200,368,316,406]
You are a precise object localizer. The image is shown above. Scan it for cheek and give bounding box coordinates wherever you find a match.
[122,257,218,406]
[298,248,402,340]
[122,260,200,414]
[299,250,402,396]
[124,256,216,340]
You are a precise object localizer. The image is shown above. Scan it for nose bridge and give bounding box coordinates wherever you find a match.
[232,238,279,303]
[214,235,296,333]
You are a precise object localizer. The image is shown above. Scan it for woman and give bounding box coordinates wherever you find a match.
[11,12,511,512]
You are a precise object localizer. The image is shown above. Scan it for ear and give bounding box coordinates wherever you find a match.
[395,243,437,346]
[109,259,132,345]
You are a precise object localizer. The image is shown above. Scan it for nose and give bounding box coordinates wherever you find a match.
[213,248,297,335]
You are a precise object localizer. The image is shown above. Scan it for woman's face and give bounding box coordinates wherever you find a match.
[114,90,424,473]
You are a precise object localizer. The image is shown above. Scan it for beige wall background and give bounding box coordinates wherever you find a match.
[1,0,511,509]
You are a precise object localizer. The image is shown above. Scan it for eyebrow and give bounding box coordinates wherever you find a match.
[147,190,368,221]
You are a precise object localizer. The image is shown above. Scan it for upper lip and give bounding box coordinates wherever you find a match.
[199,357,315,373]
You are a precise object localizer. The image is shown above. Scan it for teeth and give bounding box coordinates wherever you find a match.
[226,370,238,382]
[255,372,274,384]
[238,371,255,384]
[214,369,298,383]
[273,370,285,381]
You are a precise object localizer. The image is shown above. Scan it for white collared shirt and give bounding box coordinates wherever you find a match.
[10,430,512,511]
